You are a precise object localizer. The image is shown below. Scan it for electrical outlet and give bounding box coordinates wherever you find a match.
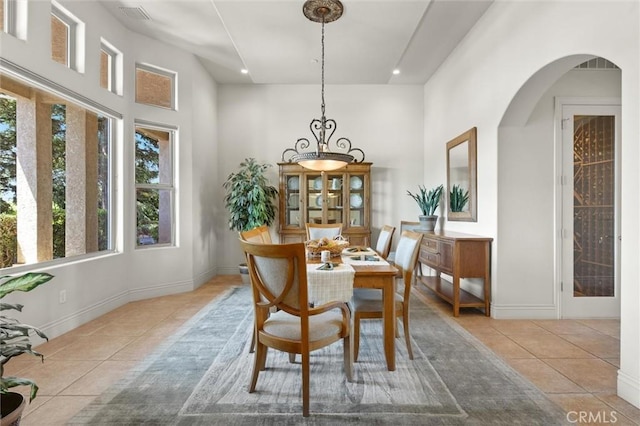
[59,289,66,304]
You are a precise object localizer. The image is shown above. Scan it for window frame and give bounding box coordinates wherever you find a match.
[134,120,177,249]
[51,0,83,72]
[135,63,177,110]
[100,38,122,95]
[0,59,120,272]
[2,0,26,40]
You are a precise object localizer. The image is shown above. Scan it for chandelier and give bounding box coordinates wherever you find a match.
[281,0,365,172]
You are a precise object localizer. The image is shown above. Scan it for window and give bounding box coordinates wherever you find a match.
[51,1,83,72]
[100,39,122,95]
[1,1,5,32]
[135,63,176,110]
[2,0,27,39]
[135,123,175,247]
[0,73,114,269]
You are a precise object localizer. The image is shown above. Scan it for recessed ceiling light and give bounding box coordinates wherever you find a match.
[241,69,249,74]
[392,69,400,75]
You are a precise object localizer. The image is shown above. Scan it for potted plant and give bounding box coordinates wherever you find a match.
[449,184,470,212]
[223,158,278,283]
[1,272,53,425]
[407,184,443,231]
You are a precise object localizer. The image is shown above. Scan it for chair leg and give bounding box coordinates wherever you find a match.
[302,351,310,417]
[395,318,400,338]
[403,308,413,360]
[343,334,353,382]
[353,315,361,362]
[259,346,268,371]
[249,343,266,392]
[249,328,256,353]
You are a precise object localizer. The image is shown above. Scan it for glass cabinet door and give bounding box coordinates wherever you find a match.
[306,173,323,225]
[347,173,365,228]
[325,172,344,225]
[284,174,302,228]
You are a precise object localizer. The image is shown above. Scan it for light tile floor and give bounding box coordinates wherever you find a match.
[6,275,639,425]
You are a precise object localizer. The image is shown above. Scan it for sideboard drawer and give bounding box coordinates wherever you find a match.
[419,248,439,268]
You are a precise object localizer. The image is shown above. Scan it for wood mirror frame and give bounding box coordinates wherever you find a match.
[446,127,477,222]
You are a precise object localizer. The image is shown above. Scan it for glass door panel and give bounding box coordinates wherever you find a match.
[348,173,365,227]
[306,173,322,225]
[284,174,301,228]
[326,172,344,225]
[561,103,620,318]
[572,115,615,297]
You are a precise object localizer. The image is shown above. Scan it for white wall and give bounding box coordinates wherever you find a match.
[422,0,639,408]
[216,84,424,272]
[0,1,218,337]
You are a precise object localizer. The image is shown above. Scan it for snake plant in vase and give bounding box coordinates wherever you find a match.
[223,158,278,283]
[1,272,53,425]
[407,184,443,231]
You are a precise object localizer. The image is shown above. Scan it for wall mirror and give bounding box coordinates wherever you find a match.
[446,127,477,222]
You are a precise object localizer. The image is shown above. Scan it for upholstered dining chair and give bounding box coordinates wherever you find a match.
[239,225,273,354]
[305,223,343,240]
[351,230,423,361]
[239,240,353,417]
[239,224,272,244]
[388,221,423,284]
[374,225,395,259]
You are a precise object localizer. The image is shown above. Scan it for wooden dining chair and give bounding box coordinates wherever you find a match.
[388,221,423,284]
[351,230,423,361]
[239,240,353,417]
[374,225,395,259]
[305,223,343,240]
[239,225,273,354]
[239,224,272,244]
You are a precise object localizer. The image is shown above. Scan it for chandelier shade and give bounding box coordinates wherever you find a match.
[281,0,365,171]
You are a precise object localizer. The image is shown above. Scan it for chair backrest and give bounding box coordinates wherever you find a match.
[239,225,272,244]
[375,225,396,259]
[239,240,308,315]
[400,221,422,233]
[305,223,343,240]
[394,230,424,300]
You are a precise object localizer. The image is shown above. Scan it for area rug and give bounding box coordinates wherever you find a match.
[70,285,568,425]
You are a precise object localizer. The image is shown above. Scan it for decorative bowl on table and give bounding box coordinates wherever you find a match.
[305,236,349,258]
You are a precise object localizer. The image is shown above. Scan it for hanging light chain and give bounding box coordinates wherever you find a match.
[320,15,326,148]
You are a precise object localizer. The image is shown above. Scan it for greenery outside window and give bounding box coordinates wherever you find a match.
[0,72,113,269]
[135,123,175,248]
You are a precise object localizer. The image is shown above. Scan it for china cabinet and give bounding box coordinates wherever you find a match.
[278,162,372,246]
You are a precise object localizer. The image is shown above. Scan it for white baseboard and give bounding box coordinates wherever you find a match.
[39,279,194,340]
[491,304,559,319]
[218,265,242,275]
[618,370,640,409]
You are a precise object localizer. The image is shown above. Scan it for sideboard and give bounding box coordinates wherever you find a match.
[415,230,493,317]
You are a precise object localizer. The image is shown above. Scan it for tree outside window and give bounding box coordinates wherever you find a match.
[135,125,174,247]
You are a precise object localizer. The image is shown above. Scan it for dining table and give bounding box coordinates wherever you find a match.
[306,247,399,371]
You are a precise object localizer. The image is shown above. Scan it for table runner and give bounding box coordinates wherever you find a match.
[306,263,355,304]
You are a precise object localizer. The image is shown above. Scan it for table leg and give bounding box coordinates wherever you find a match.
[383,279,396,371]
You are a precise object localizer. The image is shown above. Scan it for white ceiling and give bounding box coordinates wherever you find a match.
[99,0,493,85]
